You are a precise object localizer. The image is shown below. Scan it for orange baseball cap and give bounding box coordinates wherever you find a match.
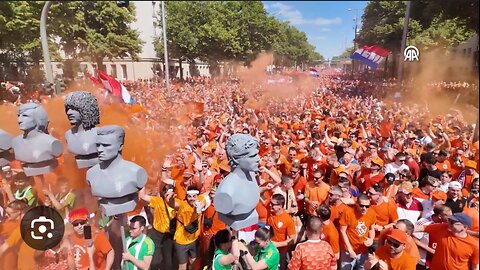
[431,190,447,201]
[371,157,384,167]
[388,229,408,244]
[465,160,477,169]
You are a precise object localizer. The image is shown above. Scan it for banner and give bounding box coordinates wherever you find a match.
[350,45,391,69]
[308,68,319,77]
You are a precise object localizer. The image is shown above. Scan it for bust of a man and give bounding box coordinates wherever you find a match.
[11,103,64,176]
[214,134,260,230]
[86,125,147,216]
[0,129,14,167]
[64,91,100,168]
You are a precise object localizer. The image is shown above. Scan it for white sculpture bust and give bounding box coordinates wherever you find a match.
[11,103,63,176]
[64,91,100,168]
[214,133,260,230]
[86,125,147,216]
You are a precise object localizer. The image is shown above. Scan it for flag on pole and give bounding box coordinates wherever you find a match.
[97,70,134,104]
[350,45,391,69]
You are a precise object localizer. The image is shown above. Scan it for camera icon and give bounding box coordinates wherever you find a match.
[30,216,55,240]
[21,206,65,250]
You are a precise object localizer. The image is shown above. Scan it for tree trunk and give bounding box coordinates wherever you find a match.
[179,58,183,80]
[96,57,105,74]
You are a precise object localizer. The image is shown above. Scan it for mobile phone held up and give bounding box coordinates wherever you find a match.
[84,225,92,240]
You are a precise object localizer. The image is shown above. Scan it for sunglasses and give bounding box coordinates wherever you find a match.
[358,204,370,208]
[398,159,406,162]
[291,170,299,174]
[270,202,282,206]
[72,220,87,227]
[387,239,401,248]
[313,176,322,180]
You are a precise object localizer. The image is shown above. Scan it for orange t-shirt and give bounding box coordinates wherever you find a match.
[371,198,398,230]
[425,223,479,270]
[267,210,296,254]
[330,203,350,228]
[357,169,385,193]
[339,207,376,254]
[203,204,226,234]
[379,120,394,138]
[329,166,344,186]
[69,226,112,270]
[321,221,340,254]
[256,201,269,224]
[292,175,308,212]
[436,160,452,173]
[0,220,20,270]
[463,207,479,232]
[375,245,416,270]
[304,181,330,215]
[412,188,430,201]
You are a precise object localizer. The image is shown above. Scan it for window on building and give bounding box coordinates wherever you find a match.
[111,64,117,78]
[468,48,472,54]
[463,48,467,55]
[121,64,127,80]
[100,64,107,72]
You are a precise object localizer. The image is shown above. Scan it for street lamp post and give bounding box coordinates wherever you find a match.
[161,1,170,91]
[348,8,358,77]
[40,1,53,84]
[397,1,412,85]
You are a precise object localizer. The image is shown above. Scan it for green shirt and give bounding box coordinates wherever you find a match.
[125,234,155,270]
[254,241,280,270]
[213,249,232,270]
[14,186,36,206]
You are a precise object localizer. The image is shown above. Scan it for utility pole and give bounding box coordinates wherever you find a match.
[348,8,358,78]
[161,1,170,91]
[40,1,53,84]
[397,1,411,85]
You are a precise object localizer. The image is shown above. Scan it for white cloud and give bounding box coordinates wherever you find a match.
[270,2,342,26]
[311,36,327,41]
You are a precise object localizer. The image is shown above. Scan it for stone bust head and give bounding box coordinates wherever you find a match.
[17,103,49,134]
[225,134,260,172]
[96,125,125,163]
[64,91,100,130]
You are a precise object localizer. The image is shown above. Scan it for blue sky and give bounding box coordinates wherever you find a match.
[263,1,368,60]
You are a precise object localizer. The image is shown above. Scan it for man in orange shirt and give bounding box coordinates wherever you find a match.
[67,208,114,270]
[303,169,330,216]
[288,216,337,270]
[326,185,349,228]
[0,200,28,269]
[339,195,376,269]
[267,193,296,270]
[365,229,416,270]
[317,205,340,260]
[367,184,398,239]
[357,157,385,193]
[435,149,451,173]
[418,213,479,270]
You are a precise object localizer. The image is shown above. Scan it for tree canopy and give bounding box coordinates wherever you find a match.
[356,1,477,53]
[0,1,143,81]
[154,1,323,68]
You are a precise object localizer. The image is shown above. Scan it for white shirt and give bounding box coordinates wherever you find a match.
[383,162,410,179]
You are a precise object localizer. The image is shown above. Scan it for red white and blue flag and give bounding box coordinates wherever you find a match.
[308,68,319,77]
[96,70,134,104]
[350,45,391,69]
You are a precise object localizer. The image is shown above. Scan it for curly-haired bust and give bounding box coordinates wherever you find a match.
[11,102,63,176]
[215,133,261,230]
[64,91,101,168]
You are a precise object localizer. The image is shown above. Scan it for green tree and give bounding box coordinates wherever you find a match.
[50,1,143,72]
